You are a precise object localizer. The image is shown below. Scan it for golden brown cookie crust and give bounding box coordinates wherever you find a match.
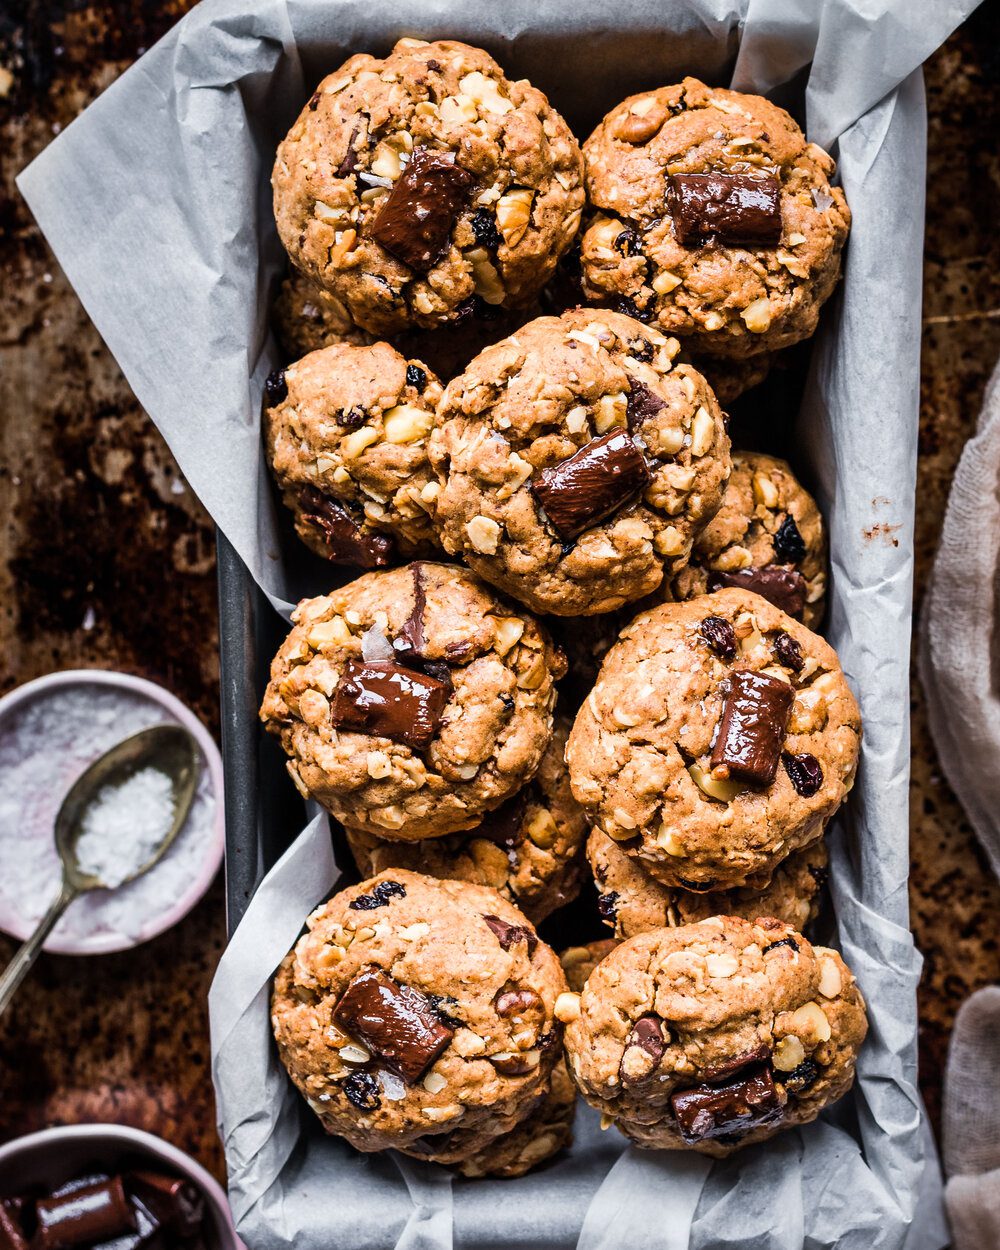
[272,39,584,334]
[346,718,587,923]
[562,916,867,1156]
[589,829,828,939]
[272,870,567,1154]
[261,563,565,838]
[580,78,850,359]
[559,940,620,993]
[566,588,861,889]
[665,450,827,628]
[265,342,444,559]
[429,309,731,616]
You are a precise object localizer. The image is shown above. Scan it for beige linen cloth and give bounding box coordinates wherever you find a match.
[919,356,1000,1249]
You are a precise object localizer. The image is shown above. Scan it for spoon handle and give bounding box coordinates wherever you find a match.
[0,881,79,1017]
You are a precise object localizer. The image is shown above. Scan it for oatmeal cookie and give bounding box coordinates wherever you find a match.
[665,451,826,628]
[261,562,564,839]
[425,1059,575,1177]
[265,343,444,563]
[429,309,731,616]
[692,352,776,405]
[566,588,861,889]
[273,270,375,359]
[589,828,827,940]
[561,915,867,1155]
[559,940,619,993]
[345,717,587,922]
[272,39,584,335]
[272,870,567,1155]
[580,78,850,359]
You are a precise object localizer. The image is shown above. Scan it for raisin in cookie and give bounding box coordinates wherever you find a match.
[665,451,826,628]
[261,562,564,839]
[429,309,730,616]
[589,828,827,940]
[561,915,867,1156]
[272,39,584,336]
[272,870,567,1156]
[345,717,587,923]
[580,78,850,359]
[265,343,444,564]
[566,588,861,889]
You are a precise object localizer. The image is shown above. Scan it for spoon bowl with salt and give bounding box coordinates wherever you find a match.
[0,724,199,1016]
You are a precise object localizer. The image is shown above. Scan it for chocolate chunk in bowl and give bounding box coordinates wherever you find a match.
[710,669,794,786]
[530,429,651,539]
[329,659,449,751]
[667,173,783,247]
[370,147,475,272]
[333,967,454,1084]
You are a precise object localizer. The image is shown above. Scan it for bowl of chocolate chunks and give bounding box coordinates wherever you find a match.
[0,1125,240,1250]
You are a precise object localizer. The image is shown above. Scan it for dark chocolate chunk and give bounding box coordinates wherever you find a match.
[667,173,782,247]
[405,364,427,392]
[335,117,365,179]
[625,377,666,430]
[596,890,619,926]
[127,1170,204,1238]
[307,92,321,112]
[473,790,528,852]
[330,659,449,751]
[264,368,287,406]
[710,669,794,786]
[775,1058,819,1094]
[773,514,807,565]
[471,207,502,251]
[0,1206,27,1250]
[676,875,719,892]
[426,993,464,1029]
[34,1179,135,1250]
[349,880,407,911]
[701,1044,771,1084]
[370,146,474,272]
[700,615,737,661]
[333,967,454,1083]
[343,1069,382,1111]
[773,631,804,672]
[762,936,800,956]
[531,429,651,539]
[394,563,428,661]
[782,752,824,797]
[299,487,394,569]
[619,1015,666,1084]
[708,567,808,618]
[482,913,538,955]
[494,988,542,1018]
[671,1063,783,1143]
[627,336,654,363]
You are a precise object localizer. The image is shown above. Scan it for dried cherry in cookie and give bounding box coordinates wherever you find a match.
[782,752,824,797]
[774,514,807,565]
[699,614,737,661]
[349,879,407,910]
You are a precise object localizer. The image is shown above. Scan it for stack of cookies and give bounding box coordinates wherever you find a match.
[261,37,867,1176]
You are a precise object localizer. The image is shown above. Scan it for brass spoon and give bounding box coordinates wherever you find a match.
[0,725,199,1016]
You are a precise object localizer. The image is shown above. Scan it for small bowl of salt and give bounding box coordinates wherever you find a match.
[0,670,224,954]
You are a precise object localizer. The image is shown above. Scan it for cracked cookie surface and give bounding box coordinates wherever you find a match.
[273,39,584,335]
[272,870,567,1155]
[345,717,587,923]
[580,77,850,360]
[664,451,827,628]
[265,342,444,562]
[561,915,867,1155]
[566,588,861,889]
[260,562,564,839]
[429,308,731,616]
[589,828,827,940]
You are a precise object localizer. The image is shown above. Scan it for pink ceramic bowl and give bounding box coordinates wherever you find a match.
[0,1123,241,1249]
[0,669,225,955]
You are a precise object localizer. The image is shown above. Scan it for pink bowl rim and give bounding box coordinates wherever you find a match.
[0,1122,241,1248]
[0,669,225,956]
